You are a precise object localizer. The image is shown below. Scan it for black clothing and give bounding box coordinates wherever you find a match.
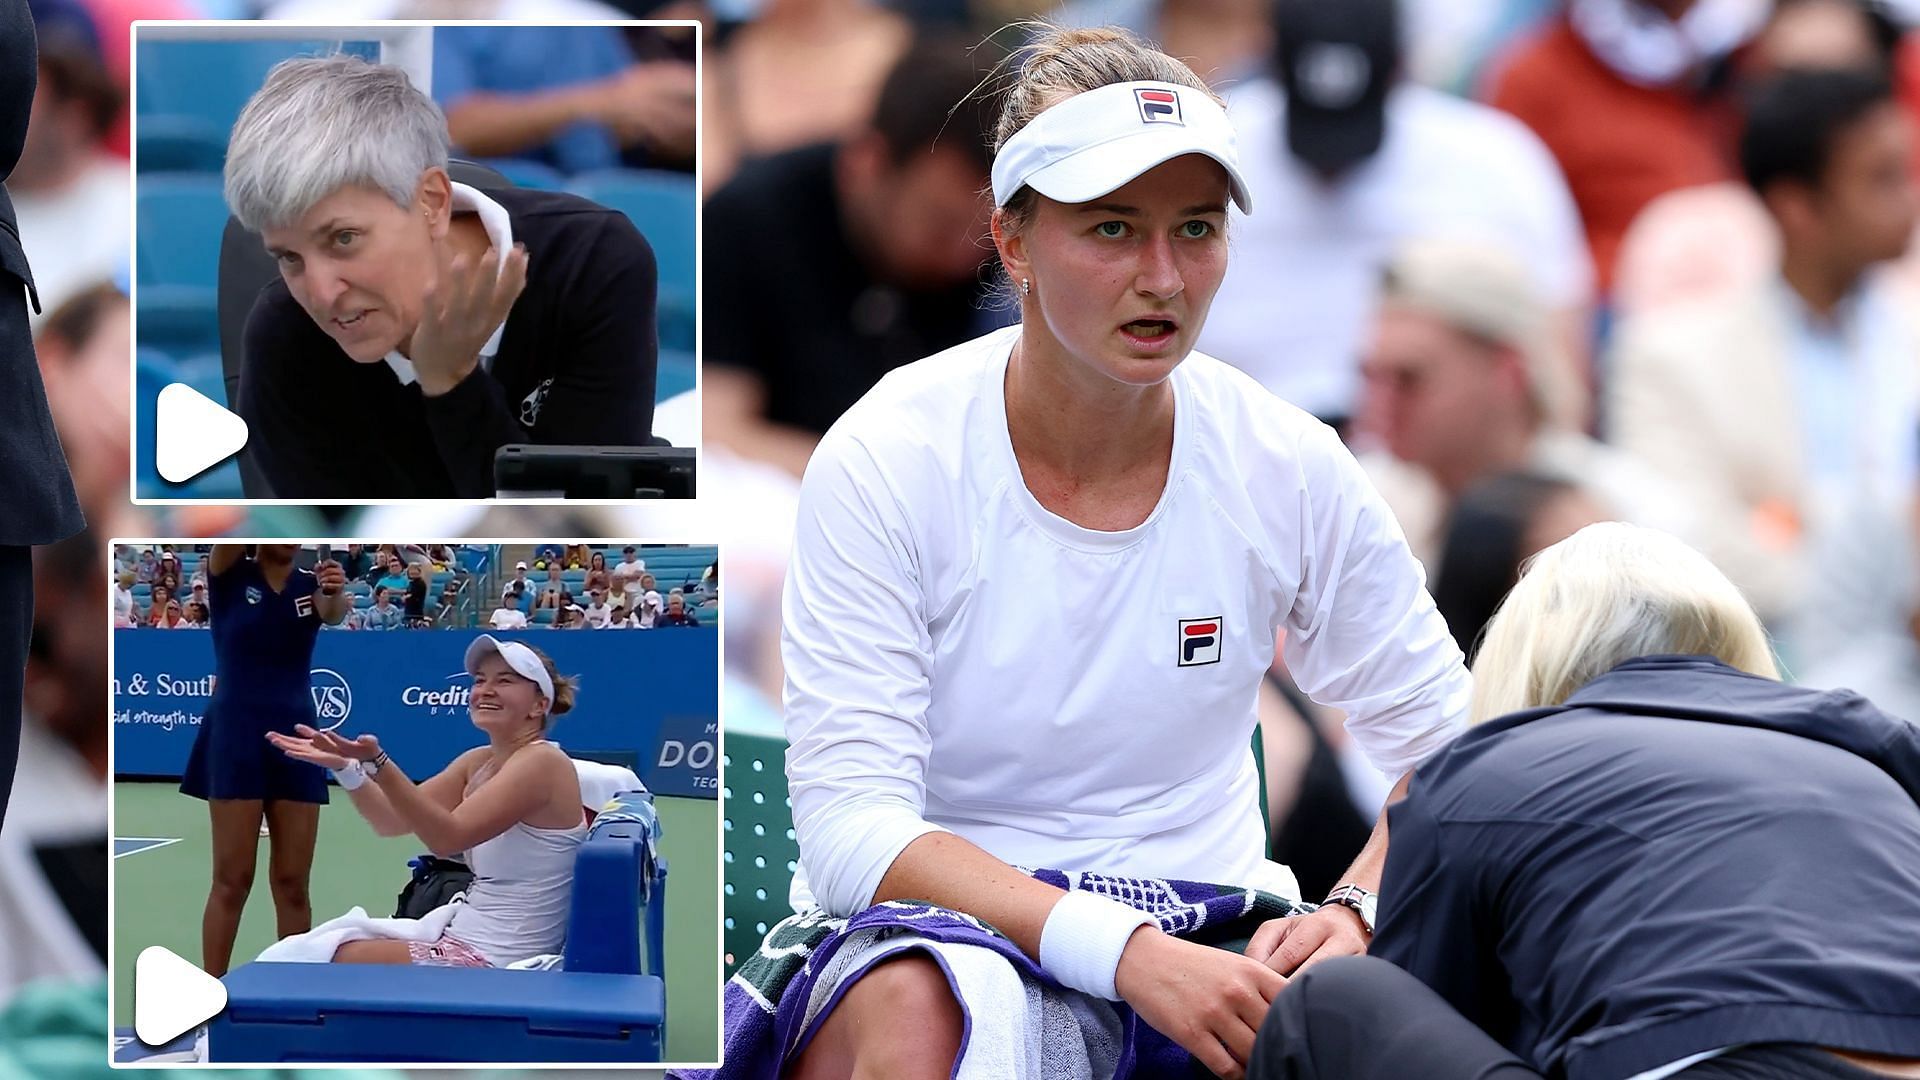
[0,0,83,545]
[1373,656,1920,1080]
[704,143,990,436]
[1253,957,1897,1080]
[237,185,659,499]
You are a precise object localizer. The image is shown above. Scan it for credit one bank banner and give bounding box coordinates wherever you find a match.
[112,629,719,798]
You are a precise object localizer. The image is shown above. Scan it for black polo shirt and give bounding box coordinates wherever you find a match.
[703,143,992,437]
[236,185,658,499]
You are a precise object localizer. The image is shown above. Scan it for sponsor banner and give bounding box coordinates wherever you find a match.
[113,628,719,798]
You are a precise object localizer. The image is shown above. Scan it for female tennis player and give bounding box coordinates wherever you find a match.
[766,26,1473,1080]
[181,544,349,976]
[268,635,587,968]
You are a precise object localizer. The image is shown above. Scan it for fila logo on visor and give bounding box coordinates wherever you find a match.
[1178,617,1222,666]
[1135,88,1183,125]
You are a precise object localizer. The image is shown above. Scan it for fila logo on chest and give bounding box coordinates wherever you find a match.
[1178,616,1222,666]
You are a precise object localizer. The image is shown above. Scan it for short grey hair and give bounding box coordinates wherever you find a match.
[224,53,450,233]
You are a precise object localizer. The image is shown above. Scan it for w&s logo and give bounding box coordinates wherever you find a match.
[1178,617,1222,667]
[309,667,353,730]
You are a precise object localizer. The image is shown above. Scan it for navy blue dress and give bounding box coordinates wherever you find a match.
[179,557,329,804]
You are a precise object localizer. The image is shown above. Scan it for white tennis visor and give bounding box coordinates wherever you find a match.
[990,80,1253,214]
[464,633,554,703]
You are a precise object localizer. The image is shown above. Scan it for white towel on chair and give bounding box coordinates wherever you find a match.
[255,901,461,963]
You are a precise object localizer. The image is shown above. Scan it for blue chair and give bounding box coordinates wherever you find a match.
[657,349,695,401]
[565,169,695,353]
[138,176,228,354]
[135,349,177,488]
[475,158,566,191]
[136,39,370,134]
[136,114,228,175]
[209,795,668,1063]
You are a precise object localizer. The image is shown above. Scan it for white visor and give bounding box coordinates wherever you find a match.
[464,634,554,703]
[990,81,1252,214]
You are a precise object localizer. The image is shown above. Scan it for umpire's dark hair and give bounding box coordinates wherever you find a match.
[1740,67,1896,196]
[869,34,1003,171]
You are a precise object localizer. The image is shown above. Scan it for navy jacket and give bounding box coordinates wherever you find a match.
[0,0,83,544]
[1373,655,1920,1080]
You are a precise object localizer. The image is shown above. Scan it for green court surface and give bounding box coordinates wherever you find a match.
[112,781,720,1064]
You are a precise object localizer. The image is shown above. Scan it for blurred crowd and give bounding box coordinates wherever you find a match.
[110,543,480,628]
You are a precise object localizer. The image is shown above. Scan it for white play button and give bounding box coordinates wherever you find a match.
[134,945,227,1046]
[156,382,248,484]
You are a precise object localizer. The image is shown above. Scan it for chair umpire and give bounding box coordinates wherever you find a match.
[0,0,87,832]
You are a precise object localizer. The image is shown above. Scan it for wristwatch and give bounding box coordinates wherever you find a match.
[365,750,390,778]
[1322,883,1377,935]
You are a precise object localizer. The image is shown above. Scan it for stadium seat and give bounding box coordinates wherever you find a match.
[135,349,176,486]
[208,798,667,1063]
[138,176,229,354]
[722,731,799,977]
[658,350,695,401]
[136,114,228,174]
[475,157,566,191]
[136,39,369,137]
[564,169,694,353]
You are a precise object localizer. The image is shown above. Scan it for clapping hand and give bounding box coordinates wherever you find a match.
[408,236,530,397]
[268,723,382,770]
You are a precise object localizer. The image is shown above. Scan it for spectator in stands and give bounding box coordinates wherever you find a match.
[226,55,661,499]
[1251,523,1920,1080]
[704,36,1004,477]
[502,561,531,605]
[10,0,127,321]
[363,586,403,631]
[179,601,208,629]
[1427,471,1607,659]
[158,600,184,629]
[563,544,590,569]
[532,544,564,566]
[1483,0,1764,294]
[583,551,610,597]
[1356,239,1690,570]
[535,564,565,611]
[32,283,130,534]
[134,549,156,585]
[338,544,372,583]
[375,554,410,597]
[436,575,464,627]
[1051,0,1274,88]
[490,589,529,630]
[703,0,910,190]
[144,585,171,628]
[635,590,662,630]
[152,552,181,597]
[1199,0,1593,427]
[403,563,430,628]
[582,586,613,629]
[112,569,135,629]
[657,592,698,628]
[187,580,208,617]
[605,603,631,629]
[1609,68,1919,658]
[421,24,695,175]
[608,546,646,606]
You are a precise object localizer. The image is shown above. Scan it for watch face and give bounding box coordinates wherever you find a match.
[1359,894,1378,928]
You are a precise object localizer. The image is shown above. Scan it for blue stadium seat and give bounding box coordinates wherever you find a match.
[136,39,371,134]
[657,350,695,401]
[564,170,694,353]
[137,176,228,353]
[475,157,566,191]
[137,114,228,174]
[532,608,555,626]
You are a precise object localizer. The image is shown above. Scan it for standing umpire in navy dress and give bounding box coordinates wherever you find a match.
[0,0,85,833]
[227,55,660,499]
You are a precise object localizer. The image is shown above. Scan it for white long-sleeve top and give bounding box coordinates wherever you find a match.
[783,327,1470,918]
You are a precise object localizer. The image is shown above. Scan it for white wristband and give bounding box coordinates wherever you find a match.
[333,761,367,791]
[1038,890,1155,1001]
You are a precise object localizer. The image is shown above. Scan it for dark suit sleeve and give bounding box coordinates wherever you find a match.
[419,213,658,496]
[237,292,364,499]
[0,0,34,180]
[1370,786,1516,1042]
